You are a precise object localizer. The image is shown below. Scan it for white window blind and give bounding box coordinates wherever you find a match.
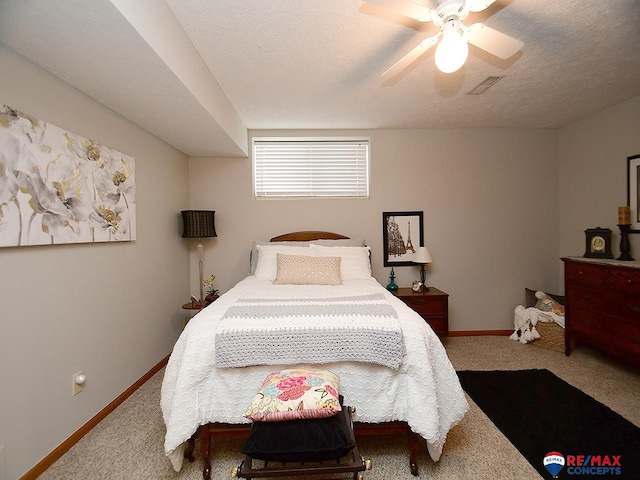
[253,138,370,198]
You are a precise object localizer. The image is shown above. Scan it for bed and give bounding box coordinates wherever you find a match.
[161,232,469,478]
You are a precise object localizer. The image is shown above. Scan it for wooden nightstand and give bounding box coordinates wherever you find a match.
[392,287,449,336]
[181,301,205,328]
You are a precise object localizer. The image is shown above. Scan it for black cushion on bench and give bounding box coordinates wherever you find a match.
[241,398,355,463]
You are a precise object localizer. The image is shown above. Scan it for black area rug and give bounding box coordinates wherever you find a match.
[457,369,640,479]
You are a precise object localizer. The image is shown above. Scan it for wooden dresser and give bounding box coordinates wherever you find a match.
[563,257,640,368]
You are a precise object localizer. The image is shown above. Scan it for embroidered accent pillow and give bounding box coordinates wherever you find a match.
[273,254,342,285]
[245,369,341,422]
[534,291,565,316]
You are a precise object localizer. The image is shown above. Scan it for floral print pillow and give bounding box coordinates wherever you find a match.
[245,369,341,422]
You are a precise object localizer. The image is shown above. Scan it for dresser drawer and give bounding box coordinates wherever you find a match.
[570,308,608,337]
[605,291,640,322]
[565,284,608,312]
[614,320,640,358]
[570,308,640,356]
[606,268,640,295]
[565,261,605,287]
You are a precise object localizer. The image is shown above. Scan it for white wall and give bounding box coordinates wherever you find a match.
[0,45,190,479]
[189,127,560,333]
[559,96,640,263]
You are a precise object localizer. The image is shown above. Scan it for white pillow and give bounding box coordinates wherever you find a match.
[250,241,311,274]
[254,245,310,281]
[249,238,366,274]
[273,254,342,285]
[310,245,371,280]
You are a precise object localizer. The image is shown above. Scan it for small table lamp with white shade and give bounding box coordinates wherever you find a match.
[413,246,433,292]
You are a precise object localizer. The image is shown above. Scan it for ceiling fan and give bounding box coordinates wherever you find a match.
[364,0,524,75]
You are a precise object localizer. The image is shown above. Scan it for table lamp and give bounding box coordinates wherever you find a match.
[413,246,433,292]
[181,210,217,302]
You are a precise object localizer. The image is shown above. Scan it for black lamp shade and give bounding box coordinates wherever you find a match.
[181,210,217,238]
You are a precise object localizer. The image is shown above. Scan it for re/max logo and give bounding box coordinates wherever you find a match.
[566,455,621,467]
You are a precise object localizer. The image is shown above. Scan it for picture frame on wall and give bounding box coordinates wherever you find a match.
[383,211,424,266]
[628,154,640,233]
[0,105,136,247]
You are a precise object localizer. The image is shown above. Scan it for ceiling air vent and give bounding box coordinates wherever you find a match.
[467,76,504,95]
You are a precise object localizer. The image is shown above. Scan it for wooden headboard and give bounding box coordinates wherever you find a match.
[270,231,350,242]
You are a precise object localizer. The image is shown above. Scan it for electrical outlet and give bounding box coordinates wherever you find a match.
[72,371,85,395]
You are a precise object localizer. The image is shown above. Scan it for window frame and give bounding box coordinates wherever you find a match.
[252,137,371,199]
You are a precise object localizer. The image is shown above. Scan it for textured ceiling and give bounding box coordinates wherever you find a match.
[1,0,639,157]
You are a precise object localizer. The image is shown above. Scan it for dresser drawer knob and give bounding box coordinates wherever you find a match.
[578,271,584,275]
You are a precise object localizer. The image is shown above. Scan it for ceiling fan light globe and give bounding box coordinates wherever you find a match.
[435,31,468,73]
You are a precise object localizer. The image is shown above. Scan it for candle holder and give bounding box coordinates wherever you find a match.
[617,224,635,261]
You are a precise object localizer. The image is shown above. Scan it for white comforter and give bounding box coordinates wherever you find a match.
[161,276,469,471]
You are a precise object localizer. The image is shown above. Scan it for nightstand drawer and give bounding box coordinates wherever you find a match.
[423,317,448,336]
[404,297,447,316]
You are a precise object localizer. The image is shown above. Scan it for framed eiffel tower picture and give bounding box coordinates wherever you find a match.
[383,211,424,266]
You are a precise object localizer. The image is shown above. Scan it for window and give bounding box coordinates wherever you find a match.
[253,138,370,198]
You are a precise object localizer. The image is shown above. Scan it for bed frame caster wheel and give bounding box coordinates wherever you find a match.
[230,466,239,478]
[365,459,373,470]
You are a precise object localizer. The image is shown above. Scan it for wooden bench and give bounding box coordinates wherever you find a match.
[230,406,372,479]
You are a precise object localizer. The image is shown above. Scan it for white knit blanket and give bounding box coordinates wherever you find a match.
[215,293,403,369]
[510,305,565,344]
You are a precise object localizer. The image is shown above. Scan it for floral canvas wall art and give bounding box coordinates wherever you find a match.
[0,105,136,247]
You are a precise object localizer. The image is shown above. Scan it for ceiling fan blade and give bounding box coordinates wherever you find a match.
[381,34,440,77]
[467,0,497,13]
[362,0,435,22]
[466,23,523,59]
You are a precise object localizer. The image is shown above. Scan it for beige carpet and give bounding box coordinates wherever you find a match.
[39,337,640,480]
